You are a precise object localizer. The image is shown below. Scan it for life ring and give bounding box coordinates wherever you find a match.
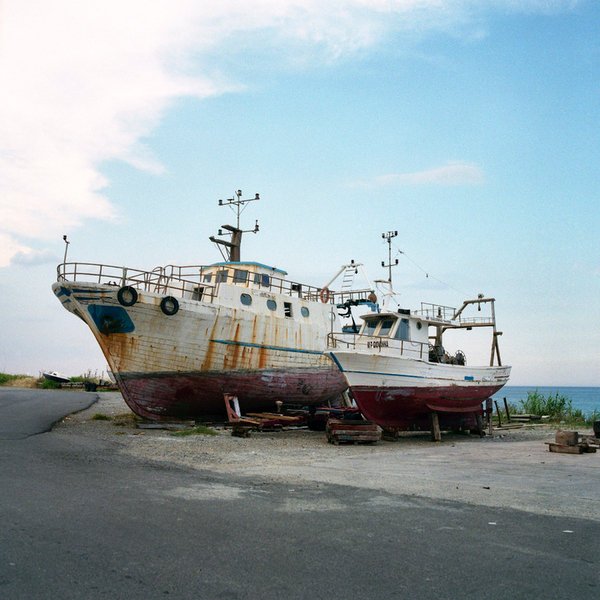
[319,287,330,304]
[117,286,138,307]
[160,296,179,316]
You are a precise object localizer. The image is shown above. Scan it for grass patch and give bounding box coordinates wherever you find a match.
[38,378,62,389]
[0,373,37,387]
[91,413,112,421]
[0,373,24,385]
[517,391,599,426]
[171,425,219,437]
[113,412,141,427]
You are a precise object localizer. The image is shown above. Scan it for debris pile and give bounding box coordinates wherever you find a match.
[545,430,599,454]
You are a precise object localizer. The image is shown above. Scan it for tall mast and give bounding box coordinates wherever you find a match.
[209,189,260,262]
[381,230,398,284]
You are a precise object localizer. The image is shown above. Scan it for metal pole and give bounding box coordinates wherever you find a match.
[62,235,70,265]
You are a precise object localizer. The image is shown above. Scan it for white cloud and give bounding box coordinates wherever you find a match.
[0,0,580,267]
[382,160,485,185]
[354,160,485,188]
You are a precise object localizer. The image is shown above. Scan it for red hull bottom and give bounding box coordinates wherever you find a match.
[351,384,505,431]
[114,368,348,421]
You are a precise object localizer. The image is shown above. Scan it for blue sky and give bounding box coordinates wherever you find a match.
[1,1,598,385]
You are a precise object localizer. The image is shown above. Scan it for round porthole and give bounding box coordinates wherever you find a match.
[241,293,252,306]
[416,321,422,330]
[301,306,309,317]
[266,299,277,311]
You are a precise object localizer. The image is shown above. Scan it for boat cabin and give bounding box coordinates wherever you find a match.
[347,309,464,364]
[359,310,429,346]
[190,261,288,301]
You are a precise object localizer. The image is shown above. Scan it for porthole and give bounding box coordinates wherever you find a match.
[416,321,422,330]
[240,293,252,306]
[301,306,309,317]
[266,299,277,311]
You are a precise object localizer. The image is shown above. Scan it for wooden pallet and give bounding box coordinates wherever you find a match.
[326,419,381,445]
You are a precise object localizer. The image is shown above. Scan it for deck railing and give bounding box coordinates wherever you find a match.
[327,332,428,360]
[56,261,356,305]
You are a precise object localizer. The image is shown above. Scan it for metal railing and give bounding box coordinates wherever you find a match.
[415,302,457,321]
[56,261,348,305]
[327,332,428,360]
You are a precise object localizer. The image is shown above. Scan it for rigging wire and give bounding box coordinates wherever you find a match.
[394,246,471,297]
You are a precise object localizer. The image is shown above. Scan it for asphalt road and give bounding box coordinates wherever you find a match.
[1,389,598,599]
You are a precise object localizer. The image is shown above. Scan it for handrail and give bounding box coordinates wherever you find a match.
[56,261,354,305]
[327,332,428,360]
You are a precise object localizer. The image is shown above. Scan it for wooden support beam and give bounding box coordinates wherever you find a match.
[430,411,441,442]
[503,397,511,423]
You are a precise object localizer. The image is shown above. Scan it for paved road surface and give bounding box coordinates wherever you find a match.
[0,388,97,440]
[1,389,598,599]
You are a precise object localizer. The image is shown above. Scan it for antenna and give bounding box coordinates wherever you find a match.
[62,234,70,265]
[211,190,260,262]
[381,230,398,283]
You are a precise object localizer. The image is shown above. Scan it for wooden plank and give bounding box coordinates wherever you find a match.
[546,443,584,454]
[246,413,303,422]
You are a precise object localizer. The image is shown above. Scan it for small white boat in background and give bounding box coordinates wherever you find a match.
[42,371,71,384]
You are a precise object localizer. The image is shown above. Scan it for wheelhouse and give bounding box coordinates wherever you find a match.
[359,311,429,345]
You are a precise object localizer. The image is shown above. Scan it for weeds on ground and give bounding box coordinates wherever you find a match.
[113,412,141,426]
[0,373,22,385]
[39,378,62,389]
[171,425,219,437]
[91,413,111,421]
[517,391,599,426]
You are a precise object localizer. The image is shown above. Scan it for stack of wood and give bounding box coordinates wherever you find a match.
[230,413,306,437]
[326,419,381,445]
[546,430,598,454]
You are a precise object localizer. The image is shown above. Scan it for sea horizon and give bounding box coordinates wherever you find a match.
[492,385,600,416]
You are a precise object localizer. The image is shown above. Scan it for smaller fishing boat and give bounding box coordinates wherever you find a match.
[42,371,71,384]
[326,234,511,433]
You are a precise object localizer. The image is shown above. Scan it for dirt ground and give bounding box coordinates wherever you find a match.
[55,392,600,522]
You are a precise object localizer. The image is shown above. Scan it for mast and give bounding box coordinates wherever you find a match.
[381,230,398,283]
[209,189,260,262]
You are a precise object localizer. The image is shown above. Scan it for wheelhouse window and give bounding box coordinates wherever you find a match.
[203,273,213,283]
[378,318,396,338]
[394,318,410,341]
[216,270,228,283]
[233,269,248,284]
[253,273,270,287]
[363,319,378,336]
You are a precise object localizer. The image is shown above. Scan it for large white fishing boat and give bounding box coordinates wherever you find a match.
[326,232,511,432]
[52,192,357,420]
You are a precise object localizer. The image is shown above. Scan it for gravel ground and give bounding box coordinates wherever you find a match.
[55,391,600,521]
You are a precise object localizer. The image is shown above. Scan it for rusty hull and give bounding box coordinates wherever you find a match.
[53,282,347,420]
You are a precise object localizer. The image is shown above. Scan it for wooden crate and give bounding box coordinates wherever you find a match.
[326,419,381,445]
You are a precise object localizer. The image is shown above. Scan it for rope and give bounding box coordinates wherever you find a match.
[394,246,470,297]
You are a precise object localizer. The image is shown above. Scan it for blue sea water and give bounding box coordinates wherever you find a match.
[492,386,600,418]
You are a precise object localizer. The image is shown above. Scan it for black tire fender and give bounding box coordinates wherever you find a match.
[117,286,138,307]
[160,296,179,316]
